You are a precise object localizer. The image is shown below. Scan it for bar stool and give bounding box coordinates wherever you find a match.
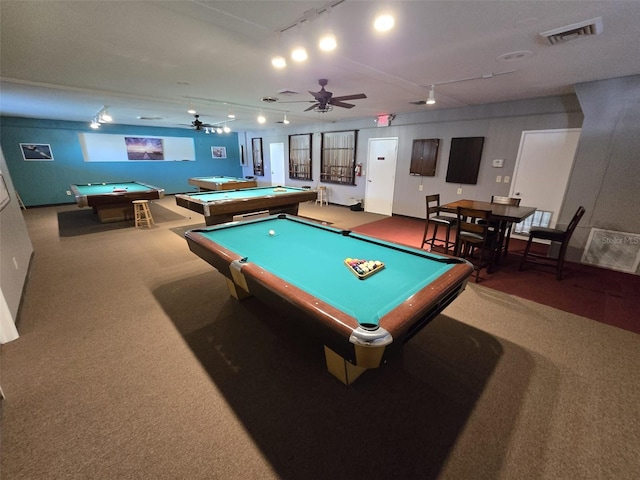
[132,200,154,228]
[316,186,328,206]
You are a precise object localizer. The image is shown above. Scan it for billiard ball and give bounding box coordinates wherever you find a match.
[268,229,275,236]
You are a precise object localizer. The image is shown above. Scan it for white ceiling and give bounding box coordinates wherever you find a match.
[1,1,639,132]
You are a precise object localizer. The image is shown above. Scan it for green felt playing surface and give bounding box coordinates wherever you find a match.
[74,182,153,194]
[195,216,457,326]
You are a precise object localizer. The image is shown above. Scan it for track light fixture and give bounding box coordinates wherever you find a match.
[426,86,436,105]
[89,106,113,128]
[283,113,290,125]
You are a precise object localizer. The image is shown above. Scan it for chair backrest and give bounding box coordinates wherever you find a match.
[491,195,521,206]
[565,206,586,237]
[456,207,491,236]
[425,194,441,218]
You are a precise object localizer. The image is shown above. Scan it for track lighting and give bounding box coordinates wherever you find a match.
[100,107,112,122]
[319,33,337,52]
[374,14,395,32]
[426,86,436,105]
[89,106,112,128]
[291,46,308,62]
[187,101,196,115]
[283,113,290,125]
[271,55,287,68]
[223,123,231,133]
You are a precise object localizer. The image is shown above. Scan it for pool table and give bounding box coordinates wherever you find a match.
[70,181,165,223]
[188,176,258,191]
[175,186,317,226]
[185,214,473,385]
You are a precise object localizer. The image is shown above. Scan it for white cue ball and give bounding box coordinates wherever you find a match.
[268,229,275,236]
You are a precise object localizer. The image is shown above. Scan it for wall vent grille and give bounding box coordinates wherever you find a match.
[540,17,603,45]
[581,228,640,274]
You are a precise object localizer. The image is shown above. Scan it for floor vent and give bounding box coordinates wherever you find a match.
[540,17,603,45]
[581,228,640,274]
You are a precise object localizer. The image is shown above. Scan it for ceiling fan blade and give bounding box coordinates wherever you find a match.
[331,93,367,102]
[309,91,326,102]
[304,103,320,112]
[329,100,355,109]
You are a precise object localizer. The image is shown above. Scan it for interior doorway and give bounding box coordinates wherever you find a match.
[270,142,285,186]
[365,137,398,216]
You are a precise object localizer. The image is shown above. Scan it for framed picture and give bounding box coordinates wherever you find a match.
[212,146,227,159]
[124,137,164,160]
[20,143,54,161]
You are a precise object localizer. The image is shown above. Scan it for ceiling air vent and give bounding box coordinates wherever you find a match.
[540,17,603,45]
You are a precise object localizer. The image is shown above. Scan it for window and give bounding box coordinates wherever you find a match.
[289,133,312,180]
[410,139,440,176]
[251,137,264,176]
[320,130,357,185]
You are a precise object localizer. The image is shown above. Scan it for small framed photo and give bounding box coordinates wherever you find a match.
[212,146,227,159]
[20,143,54,161]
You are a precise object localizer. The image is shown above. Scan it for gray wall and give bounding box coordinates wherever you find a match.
[566,75,640,258]
[242,94,583,216]
[242,75,640,271]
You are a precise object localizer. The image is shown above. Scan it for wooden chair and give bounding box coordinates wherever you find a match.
[421,194,457,254]
[519,206,585,280]
[454,207,499,282]
[491,195,521,257]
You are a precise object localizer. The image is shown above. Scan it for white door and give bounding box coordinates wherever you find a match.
[510,129,581,228]
[269,142,286,186]
[365,138,398,216]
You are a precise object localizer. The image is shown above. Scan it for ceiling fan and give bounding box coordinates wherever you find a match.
[189,114,211,131]
[283,79,367,113]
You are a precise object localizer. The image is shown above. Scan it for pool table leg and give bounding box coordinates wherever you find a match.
[324,346,367,385]
[224,278,251,300]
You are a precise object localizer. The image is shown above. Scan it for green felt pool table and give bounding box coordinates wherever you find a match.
[185,214,474,385]
[70,181,165,223]
[188,176,258,191]
[175,186,317,225]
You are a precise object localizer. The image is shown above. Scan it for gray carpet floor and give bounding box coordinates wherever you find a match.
[1,196,639,479]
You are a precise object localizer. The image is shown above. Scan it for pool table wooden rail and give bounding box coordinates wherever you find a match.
[175,188,317,225]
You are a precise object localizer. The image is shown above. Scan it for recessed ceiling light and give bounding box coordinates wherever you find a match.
[374,14,394,32]
[271,55,287,68]
[319,33,337,52]
[291,46,308,62]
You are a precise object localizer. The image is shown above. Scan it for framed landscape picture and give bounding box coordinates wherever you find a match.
[212,146,227,159]
[124,137,164,160]
[20,143,54,161]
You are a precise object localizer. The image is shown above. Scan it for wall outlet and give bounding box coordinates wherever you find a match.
[66,190,71,195]
[496,175,502,182]
[418,184,423,191]
[504,176,510,183]
[492,158,504,167]
[457,187,462,195]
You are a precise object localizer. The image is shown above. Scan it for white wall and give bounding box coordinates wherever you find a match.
[0,148,34,342]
